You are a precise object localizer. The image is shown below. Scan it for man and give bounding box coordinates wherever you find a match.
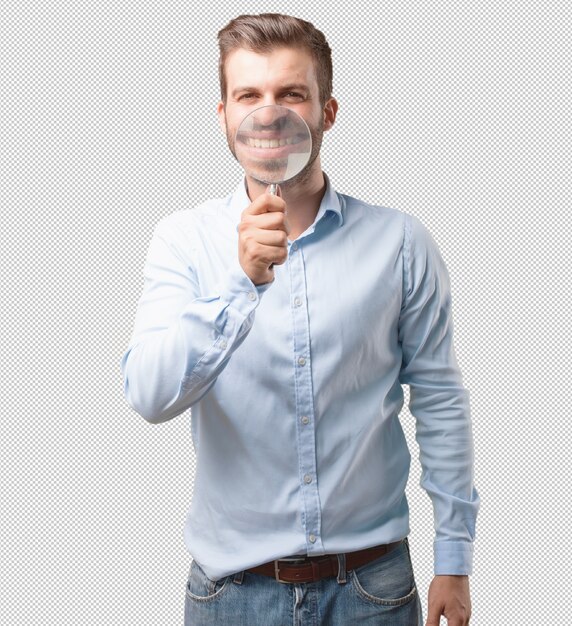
[121,13,480,626]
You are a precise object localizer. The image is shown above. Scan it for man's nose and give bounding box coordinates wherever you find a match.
[256,103,287,127]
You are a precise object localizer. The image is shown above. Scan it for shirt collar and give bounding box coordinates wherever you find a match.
[229,173,345,229]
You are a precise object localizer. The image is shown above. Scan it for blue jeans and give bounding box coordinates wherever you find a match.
[184,538,423,625]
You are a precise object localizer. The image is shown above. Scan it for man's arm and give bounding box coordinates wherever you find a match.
[398,213,480,622]
[120,214,269,424]
[121,190,290,424]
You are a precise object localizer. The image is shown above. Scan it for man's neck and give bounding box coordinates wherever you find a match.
[245,161,327,240]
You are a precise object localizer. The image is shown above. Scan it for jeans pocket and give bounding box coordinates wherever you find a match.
[349,539,417,607]
[186,560,231,603]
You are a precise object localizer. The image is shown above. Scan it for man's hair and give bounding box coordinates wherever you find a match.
[217,13,333,106]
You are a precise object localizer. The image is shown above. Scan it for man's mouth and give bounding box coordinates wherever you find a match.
[244,136,299,149]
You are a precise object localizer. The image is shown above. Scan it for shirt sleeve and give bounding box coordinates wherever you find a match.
[398,213,480,575]
[120,214,272,424]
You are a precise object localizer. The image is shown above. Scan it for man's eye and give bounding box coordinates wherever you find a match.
[284,92,304,100]
[239,93,256,100]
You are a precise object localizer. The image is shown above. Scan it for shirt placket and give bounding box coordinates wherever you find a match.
[288,240,324,555]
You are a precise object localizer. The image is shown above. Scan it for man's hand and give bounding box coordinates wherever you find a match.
[238,190,291,286]
[426,575,471,625]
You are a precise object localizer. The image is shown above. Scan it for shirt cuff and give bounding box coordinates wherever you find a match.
[434,541,474,575]
[218,257,272,316]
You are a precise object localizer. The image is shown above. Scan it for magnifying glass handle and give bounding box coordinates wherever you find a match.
[267,184,279,270]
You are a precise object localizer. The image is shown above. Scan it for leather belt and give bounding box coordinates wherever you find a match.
[246,540,403,584]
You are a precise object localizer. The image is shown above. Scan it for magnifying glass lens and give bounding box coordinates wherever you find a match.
[234,105,312,186]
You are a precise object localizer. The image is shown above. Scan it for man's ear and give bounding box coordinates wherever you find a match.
[217,101,226,134]
[323,97,339,131]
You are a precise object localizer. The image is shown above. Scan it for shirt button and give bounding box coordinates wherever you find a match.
[247,292,256,301]
[294,297,302,307]
[298,357,306,366]
[304,474,312,484]
[301,416,309,425]
[309,534,316,543]
[292,243,298,251]
[220,340,227,349]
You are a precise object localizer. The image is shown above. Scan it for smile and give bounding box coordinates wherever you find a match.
[244,136,300,148]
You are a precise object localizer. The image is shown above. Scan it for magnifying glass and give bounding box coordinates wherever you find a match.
[234,105,312,196]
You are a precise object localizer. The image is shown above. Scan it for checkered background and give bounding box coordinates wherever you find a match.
[2,2,570,624]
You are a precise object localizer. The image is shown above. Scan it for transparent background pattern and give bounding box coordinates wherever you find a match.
[2,2,570,624]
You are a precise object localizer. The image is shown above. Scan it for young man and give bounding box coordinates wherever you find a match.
[121,13,479,626]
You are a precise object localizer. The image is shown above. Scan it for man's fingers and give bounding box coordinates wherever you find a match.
[425,602,444,626]
[426,601,469,625]
[246,211,289,231]
[243,194,286,216]
[250,228,288,247]
[426,575,471,626]
[249,242,288,266]
[444,614,470,626]
[237,192,290,284]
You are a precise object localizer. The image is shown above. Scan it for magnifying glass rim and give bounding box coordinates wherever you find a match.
[234,104,312,184]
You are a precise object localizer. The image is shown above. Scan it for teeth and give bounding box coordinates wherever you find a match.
[247,137,296,148]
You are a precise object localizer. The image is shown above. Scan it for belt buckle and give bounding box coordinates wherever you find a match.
[274,556,307,584]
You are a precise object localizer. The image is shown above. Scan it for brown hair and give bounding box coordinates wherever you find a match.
[217,13,333,106]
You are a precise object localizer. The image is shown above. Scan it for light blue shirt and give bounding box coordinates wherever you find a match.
[120,174,480,581]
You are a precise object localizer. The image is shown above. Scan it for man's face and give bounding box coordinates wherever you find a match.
[217,47,336,188]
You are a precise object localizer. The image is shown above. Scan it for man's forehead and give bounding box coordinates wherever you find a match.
[224,47,317,89]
